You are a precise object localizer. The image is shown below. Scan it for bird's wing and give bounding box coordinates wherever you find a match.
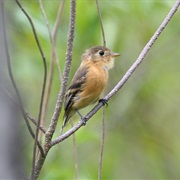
[64,66,89,112]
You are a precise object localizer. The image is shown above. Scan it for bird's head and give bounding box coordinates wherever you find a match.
[81,46,120,70]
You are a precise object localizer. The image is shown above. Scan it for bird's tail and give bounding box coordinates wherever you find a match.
[60,109,75,135]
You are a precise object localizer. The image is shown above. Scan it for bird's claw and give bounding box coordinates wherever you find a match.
[81,117,87,126]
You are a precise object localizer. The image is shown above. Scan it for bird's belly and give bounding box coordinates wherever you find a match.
[73,87,102,109]
[73,67,108,110]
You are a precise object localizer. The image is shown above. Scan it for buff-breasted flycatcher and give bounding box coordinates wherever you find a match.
[62,46,120,129]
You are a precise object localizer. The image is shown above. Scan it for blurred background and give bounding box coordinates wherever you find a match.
[4,0,180,179]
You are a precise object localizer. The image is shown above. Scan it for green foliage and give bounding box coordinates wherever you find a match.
[6,0,180,179]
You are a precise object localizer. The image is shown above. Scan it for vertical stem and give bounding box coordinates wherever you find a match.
[34,0,76,178]
[98,106,105,180]
[95,0,106,47]
[46,0,76,138]
[38,0,64,144]
[71,121,79,180]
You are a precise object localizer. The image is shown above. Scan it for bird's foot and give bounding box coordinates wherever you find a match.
[81,117,87,126]
[76,110,87,126]
[99,98,108,107]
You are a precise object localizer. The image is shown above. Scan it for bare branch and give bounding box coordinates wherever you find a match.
[39,0,62,80]
[51,0,180,146]
[51,0,65,82]
[40,0,65,121]
[96,0,106,47]
[33,0,76,178]
[14,0,47,179]
[105,0,180,101]
[2,86,47,134]
[52,0,65,42]
[26,112,46,134]
[2,1,33,142]
[46,0,76,139]
[3,0,45,159]
[38,0,64,145]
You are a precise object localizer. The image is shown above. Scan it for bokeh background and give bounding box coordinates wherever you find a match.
[4,0,180,179]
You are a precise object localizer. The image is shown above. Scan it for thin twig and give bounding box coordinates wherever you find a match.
[38,0,64,144]
[26,112,47,134]
[39,0,62,80]
[14,0,47,179]
[45,0,76,139]
[2,85,47,134]
[38,0,51,144]
[3,0,44,158]
[96,1,106,176]
[71,121,79,180]
[2,86,47,134]
[98,107,105,180]
[51,0,180,146]
[52,0,65,43]
[96,0,106,47]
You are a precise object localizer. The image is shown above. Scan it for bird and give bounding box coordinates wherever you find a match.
[61,45,120,131]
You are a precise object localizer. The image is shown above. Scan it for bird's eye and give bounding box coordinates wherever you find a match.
[99,51,104,56]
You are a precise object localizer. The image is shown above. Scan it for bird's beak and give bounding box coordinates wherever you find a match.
[112,52,120,57]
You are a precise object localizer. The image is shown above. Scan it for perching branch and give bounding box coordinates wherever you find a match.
[51,0,180,146]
